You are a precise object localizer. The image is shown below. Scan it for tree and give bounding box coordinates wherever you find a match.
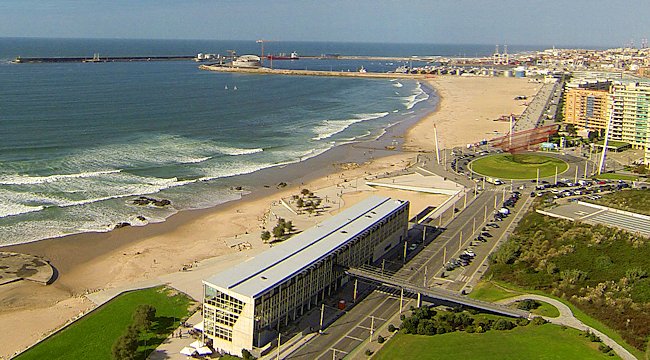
[112,325,139,360]
[133,304,156,331]
[588,131,598,142]
[300,188,310,196]
[296,198,304,208]
[261,231,271,242]
[565,124,577,137]
[272,224,285,239]
[284,220,293,233]
[493,319,515,330]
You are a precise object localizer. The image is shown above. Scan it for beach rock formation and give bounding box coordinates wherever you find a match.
[132,196,172,207]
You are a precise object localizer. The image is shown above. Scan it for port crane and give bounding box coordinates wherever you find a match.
[256,39,276,65]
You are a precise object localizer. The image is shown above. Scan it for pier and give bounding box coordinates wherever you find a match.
[198,64,427,79]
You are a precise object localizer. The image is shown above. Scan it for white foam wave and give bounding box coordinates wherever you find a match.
[311,112,389,141]
[393,82,403,88]
[53,135,263,172]
[403,82,430,110]
[216,147,264,156]
[0,170,122,185]
[182,157,212,164]
[0,201,45,218]
[0,173,196,219]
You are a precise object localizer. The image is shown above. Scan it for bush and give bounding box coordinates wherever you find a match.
[242,349,256,360]
[516,299,541,311]
[493,319,516,331]
[377,335,385,344]
[531,317,547,325]
[517,318,530,327]
[598,343,612,354]
[365,349,373,356]
[260,230,271,242]
[465,325,476,333]
[387,324,396,332]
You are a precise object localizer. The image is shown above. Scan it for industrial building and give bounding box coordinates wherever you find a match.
[202,196,410,356]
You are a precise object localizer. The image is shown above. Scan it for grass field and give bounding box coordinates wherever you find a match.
[594,173,640,181]
[374,325,614,360]
[16,286,194,360]
[469,153,569,180]
[468,282,560,317]
[468,280,522,302]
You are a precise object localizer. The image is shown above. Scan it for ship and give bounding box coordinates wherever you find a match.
[266,51,299,60]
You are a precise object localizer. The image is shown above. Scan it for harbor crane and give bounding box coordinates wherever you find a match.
[256,39,276,65]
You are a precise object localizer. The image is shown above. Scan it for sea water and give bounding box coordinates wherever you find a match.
[0,38,537,245]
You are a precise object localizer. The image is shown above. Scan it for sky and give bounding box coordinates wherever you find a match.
[0,0,648,47]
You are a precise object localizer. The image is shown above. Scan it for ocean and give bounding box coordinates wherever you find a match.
[0,38,540,245]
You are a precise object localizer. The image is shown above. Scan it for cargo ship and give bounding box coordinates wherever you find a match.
[266,51,299,60]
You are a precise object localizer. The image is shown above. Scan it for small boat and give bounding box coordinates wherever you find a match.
[225,85,228,90]
[233,86,237,90]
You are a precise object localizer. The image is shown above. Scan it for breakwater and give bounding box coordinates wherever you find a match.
[13,55,196,63]
[199,64,427,79]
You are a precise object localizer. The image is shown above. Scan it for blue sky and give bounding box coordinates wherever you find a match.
[0,0,647,47]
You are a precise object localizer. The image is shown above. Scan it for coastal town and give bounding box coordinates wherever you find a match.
[1,2,650,360]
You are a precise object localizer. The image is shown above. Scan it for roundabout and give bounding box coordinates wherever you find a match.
[468,153,569,180]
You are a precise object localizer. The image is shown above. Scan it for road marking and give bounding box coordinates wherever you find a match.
[344,335,364,342]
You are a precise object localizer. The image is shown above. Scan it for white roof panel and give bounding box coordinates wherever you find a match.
[203,196,407,298]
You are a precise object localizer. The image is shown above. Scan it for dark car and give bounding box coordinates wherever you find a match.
[481,232,493,238]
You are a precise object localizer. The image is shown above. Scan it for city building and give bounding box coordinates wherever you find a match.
[563,87,610,131]
[202,196,410,356]
[608,81,650,164]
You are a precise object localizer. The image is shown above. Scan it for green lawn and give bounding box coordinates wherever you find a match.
[375,325,614,360]
[16,286,195,360]
[469,153,569,180]
[468,282,560,317]
[487,280,646,360]
[594,173,639,181]
[531,301,561,318]
[468,280,522,302]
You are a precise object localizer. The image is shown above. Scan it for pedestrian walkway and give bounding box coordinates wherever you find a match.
[498,294,637,360]
[147,311,208,360]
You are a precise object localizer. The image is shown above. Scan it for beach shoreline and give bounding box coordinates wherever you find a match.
[0,76,540,358]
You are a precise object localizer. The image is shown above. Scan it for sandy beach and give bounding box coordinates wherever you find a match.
[0,76,539,358]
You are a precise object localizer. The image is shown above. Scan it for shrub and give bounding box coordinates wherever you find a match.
[516,299,541,311]
[626,267,648,282]
[242,349,256,360]
[598,343,612,354]
[531,317,547,325]
[365,349,373,356]
[260,230,271,242]
[493,319,516,331]
[377,335,385,344]
[465,325,476,333]
[517,318,530,327]
[387,324,397,332]
[474,325,485,333]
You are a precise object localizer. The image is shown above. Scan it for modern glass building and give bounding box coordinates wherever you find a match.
[202,196,410,356]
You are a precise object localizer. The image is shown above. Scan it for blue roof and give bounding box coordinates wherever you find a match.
[203,196,407,299]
